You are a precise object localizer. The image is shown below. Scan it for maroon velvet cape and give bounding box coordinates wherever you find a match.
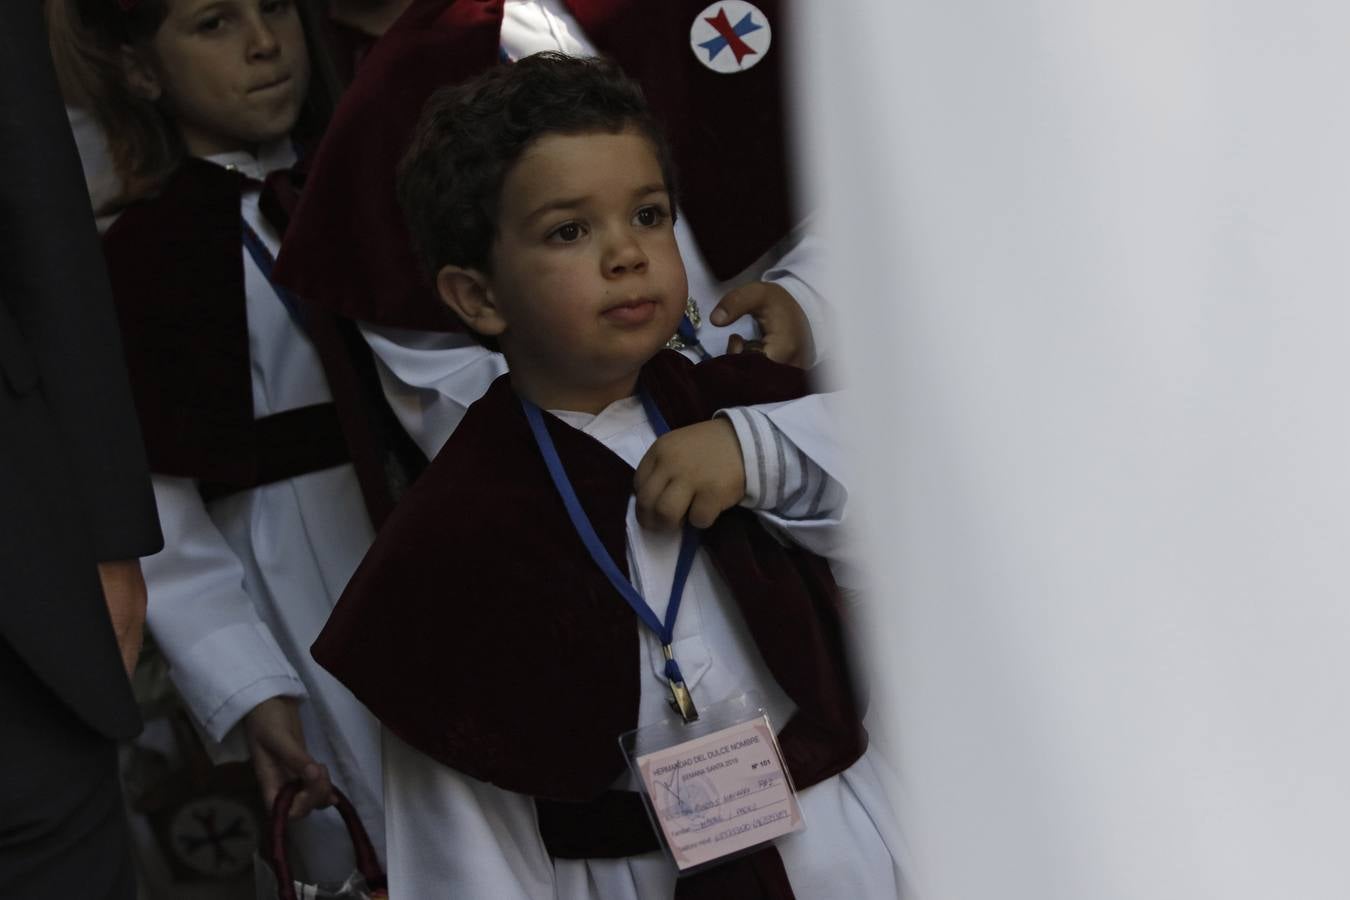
[273,0,795,331]
[102,159,402,522]
[312,350,864,898]
[320,15,379,86]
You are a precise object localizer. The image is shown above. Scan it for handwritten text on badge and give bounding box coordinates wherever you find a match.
[636,718,802,869]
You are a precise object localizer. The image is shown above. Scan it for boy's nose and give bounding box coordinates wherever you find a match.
[604,235,648,276]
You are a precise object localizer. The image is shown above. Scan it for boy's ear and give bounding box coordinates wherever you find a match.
[436,266,508,338]
[121,46,162,102]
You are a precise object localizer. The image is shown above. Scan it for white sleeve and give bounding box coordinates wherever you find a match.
[716,392,850,560]
[760,214,833,366]
[383,729,556,900]
[360,324,509,457]
[142,475,306,745]
[65,105,121,216]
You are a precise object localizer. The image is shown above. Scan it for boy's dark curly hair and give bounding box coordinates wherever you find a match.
[396,52,678,279]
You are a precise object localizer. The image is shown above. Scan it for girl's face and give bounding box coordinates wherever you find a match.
[134,0,311,157]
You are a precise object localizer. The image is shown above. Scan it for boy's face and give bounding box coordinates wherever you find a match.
[133,0,310,157]
[468,128,688,412]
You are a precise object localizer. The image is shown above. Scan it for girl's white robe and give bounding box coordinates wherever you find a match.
[139,145,384,883]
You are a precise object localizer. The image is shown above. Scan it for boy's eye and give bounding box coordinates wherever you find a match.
[548,222,585,243]
[633,205,669,228]
[196,15,225,32]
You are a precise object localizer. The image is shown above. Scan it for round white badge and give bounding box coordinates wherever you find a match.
[690,1,772,74]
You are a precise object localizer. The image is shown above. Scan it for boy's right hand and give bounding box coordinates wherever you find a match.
[243,697,334,818]
[635,419,746,530]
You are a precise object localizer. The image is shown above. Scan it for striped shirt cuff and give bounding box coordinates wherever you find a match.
[718,406,843,519]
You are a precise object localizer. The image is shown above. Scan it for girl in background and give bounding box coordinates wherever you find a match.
[48,0,387,881]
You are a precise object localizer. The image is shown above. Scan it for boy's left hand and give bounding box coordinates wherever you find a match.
[710,282,814,368]
[635,419,745,530]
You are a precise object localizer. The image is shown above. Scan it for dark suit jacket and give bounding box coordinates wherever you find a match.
[0,3,163,741]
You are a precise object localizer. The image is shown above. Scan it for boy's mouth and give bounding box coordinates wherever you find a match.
[602,298,660,326]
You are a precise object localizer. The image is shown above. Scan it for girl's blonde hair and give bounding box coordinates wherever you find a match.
[45,0,342,213]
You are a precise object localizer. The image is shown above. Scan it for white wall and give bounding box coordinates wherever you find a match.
[791,2,1350,897]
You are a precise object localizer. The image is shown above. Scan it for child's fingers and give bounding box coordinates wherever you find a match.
[634,461,672,521]
[726,333,745,355]
[250,709,333,817]
[641,480,695,531]
[688,490,730,530]
[634,443,661,493]
[253,754,285,813]
[291,763,334,818]
[275,748,331,818]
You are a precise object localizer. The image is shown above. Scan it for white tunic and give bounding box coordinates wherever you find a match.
[138,144,384,883]
[361,0,832,459]
[382,396,901,898]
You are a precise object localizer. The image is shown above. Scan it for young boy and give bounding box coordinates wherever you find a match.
[274,0,827,460]
[312,54,902,899]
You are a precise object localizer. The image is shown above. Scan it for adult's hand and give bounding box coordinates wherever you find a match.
[96,559,147,678]
[710,282,814,368]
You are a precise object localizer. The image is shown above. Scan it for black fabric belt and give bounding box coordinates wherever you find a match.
[537,789,661,859]
[199,402,349,502]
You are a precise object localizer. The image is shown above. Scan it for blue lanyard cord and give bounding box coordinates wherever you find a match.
[521,393,701,686]
[637,384,672,435]
[677,314,711,361]
[240,218,308,333]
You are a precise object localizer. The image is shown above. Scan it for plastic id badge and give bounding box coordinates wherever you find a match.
[620,693,804,874]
